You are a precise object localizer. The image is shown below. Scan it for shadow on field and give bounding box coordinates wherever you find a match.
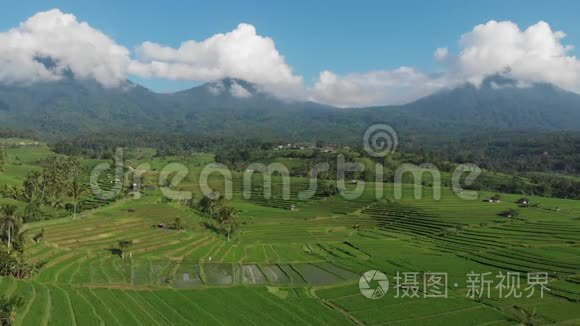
[202,221,222,235]
[106,248,122,257]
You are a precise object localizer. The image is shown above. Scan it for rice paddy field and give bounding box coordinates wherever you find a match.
[1,144,580,325]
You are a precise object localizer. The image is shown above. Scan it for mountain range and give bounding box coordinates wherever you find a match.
[1,75,579,142]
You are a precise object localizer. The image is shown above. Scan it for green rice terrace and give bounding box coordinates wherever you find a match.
[0,142,579,325]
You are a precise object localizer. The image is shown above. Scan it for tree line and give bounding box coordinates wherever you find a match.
[1,156,87,222]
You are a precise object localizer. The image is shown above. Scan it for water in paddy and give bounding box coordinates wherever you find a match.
[162,262,358,288]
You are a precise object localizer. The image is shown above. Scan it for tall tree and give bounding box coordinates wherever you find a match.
[68,180,87,220]
[23,203,42,223]
[217,206,239,242]
[0,205,21,251]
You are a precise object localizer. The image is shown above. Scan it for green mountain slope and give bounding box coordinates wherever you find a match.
[0,75,579,140]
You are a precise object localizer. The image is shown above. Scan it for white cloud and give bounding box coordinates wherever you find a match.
[310,68,446,107]
[130,23,304,99]
[207,80,225,95]
[229,81,252,98]
[310,20,580,107]
[451,20,580,90]
[434,47,449,62]
[2,11,580,107]
[0,9,130,87]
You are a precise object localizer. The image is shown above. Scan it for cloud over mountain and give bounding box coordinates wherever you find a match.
[1,9,580,107]
[445,20,580,90]
[312,20,580,107]
[129,23,304,99]
[0,9,130,87]
[310,68,446,107]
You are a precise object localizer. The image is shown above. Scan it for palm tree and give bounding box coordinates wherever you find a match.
[23,203,42,223]
[68,180,87,220]
[6,186,23,201]
[198,194,224,216]
[217,206,239,242]
[66,157,80,178]
[21,171,44,205]
[514,305,538,325]
[0,296,24,325]
[0,205,21,251]
[0,146,6,171]
[0,247,37,278]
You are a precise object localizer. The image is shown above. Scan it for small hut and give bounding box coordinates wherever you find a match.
[485,194,502,203]
[517,198,530,206]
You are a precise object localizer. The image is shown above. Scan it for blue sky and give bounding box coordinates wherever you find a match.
[1,1,580,105]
